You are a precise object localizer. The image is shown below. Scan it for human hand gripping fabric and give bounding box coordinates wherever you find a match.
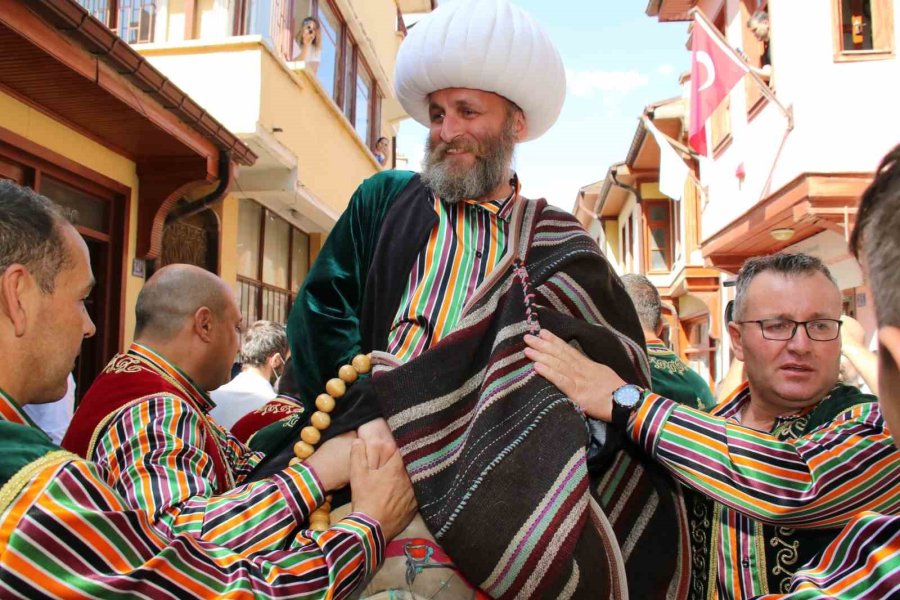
[357,417,398,468]
[350,440,417,541]
[304,431,357,491]
[523,329,626,423]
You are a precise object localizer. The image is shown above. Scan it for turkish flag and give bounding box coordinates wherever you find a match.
[689,15,748,155]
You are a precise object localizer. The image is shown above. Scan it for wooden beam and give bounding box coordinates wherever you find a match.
[184,0,198,40]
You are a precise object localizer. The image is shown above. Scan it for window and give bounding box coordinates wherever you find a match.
[643,199,674,273]
[317,0,342,101]
[76,1,156,43]
[740,0,771,113]
[708,6,732,151]
[300,0,384,152]
[684,315,716,386]
[0,134,128,402]
[832,0,895,59]
[355,61,372,145]
[621,213,635,272]
[236,199,311,331]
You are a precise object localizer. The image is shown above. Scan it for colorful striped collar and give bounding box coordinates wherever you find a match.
[645,337,670,352]
[127,343,214,413]
[0,386,39,428]
[712,381,819,422]
[434,176,520,223]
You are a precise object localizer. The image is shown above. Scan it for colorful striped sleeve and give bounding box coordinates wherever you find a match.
[220,424,264,485]
[630,394,900,527]
[752,512,900,599]
[0,457,382,598]
[91,394,374,560]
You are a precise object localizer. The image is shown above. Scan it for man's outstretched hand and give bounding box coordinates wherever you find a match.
[350,440,417,541]
[523,329,626,422]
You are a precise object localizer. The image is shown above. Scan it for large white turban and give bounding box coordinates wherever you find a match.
[394,0,566,142]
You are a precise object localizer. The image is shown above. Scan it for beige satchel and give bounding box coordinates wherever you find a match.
[330,504,485,600]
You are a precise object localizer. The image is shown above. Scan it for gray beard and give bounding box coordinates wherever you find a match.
[420,127,517,205]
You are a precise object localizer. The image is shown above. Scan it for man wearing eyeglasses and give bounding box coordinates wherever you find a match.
[524,252,899,598]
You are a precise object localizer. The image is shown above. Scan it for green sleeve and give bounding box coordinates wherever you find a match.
[287,170,416,404]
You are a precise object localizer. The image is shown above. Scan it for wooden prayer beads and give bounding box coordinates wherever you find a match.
[293,353,372,531]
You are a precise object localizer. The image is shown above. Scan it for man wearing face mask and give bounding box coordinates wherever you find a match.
[210,320,288,430]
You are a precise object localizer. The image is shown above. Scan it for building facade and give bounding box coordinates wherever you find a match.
[579,0,898,388]
[574,98,720,387]
[0,0,256,397]
[110,0,430,330]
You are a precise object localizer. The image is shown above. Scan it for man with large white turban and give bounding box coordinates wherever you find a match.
[259,1,688,597]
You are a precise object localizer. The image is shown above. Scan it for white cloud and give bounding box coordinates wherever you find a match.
[657,64,674,76]
[566,68,650,98]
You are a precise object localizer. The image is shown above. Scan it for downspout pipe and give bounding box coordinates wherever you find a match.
[611,166,641,204]
[166,152,232,224]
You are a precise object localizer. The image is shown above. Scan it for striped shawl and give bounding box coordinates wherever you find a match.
[370,198,689,599]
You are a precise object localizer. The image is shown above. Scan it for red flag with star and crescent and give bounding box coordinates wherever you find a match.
[689,14,749,155]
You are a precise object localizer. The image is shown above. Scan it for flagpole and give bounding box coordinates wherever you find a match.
[689,7,793,130]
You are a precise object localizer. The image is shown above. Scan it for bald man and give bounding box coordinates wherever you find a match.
[63,264,416,591]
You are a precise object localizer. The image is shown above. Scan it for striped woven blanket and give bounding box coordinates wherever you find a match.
[371,199,689,599]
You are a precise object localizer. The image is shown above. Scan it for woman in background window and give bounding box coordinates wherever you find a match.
[373,137,390,167]
[296,17,321,75]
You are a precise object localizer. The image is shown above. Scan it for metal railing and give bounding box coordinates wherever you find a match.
[77,0,157,44]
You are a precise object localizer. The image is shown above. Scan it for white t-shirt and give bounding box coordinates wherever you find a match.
[209,370,276,430]
[24,373,75,445]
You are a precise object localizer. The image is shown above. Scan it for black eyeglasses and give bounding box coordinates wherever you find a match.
[736,318,842,341]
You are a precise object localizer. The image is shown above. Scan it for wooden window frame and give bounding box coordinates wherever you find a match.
[740,0,771,117]
[80,1,157,43]
[832,0,895,61]
[0,125,131,399]
[236,200,311,329]
[642,199,674,274]
[301,0,383,152]
[681,314,717,387]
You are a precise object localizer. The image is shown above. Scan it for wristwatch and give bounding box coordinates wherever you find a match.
[611,384,645,429]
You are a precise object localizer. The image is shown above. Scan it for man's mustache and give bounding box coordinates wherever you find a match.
[430,140,483,160]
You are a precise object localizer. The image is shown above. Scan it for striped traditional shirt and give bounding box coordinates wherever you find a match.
[386,191,515,361]
[0,387,383,598]
[630,384,900,599]
[90,344,382,569]
[754,512,899,599]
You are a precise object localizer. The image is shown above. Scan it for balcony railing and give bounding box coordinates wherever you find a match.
[77,1,157,45]
[234,0,295,61]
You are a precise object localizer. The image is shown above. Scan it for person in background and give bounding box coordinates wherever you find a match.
[746,10,772,80]
[211,319,288,430]
[23,371,74,444]
[231,356,308,449]
[620,274,715,410]
[296,16,321,75]
[716,298,747,402]
[373,136,390,166]
[839,313,879,395]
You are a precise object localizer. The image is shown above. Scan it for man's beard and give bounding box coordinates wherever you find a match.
[420,117,517,204]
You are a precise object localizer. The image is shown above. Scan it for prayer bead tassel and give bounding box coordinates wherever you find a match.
[292,354,372,532]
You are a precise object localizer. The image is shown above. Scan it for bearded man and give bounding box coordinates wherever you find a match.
[250,1,691,597]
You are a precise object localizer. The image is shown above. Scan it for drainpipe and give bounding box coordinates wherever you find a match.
[611,166,641,204]
[165,152,232,224]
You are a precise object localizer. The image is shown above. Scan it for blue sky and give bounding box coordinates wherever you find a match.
[396,1,691,210]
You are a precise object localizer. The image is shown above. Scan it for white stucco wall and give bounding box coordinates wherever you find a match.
[700,0,900,240]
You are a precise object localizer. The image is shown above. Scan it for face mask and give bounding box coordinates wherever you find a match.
[271,353,285,383]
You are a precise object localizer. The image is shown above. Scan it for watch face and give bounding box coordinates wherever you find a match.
[614,384,642,408]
